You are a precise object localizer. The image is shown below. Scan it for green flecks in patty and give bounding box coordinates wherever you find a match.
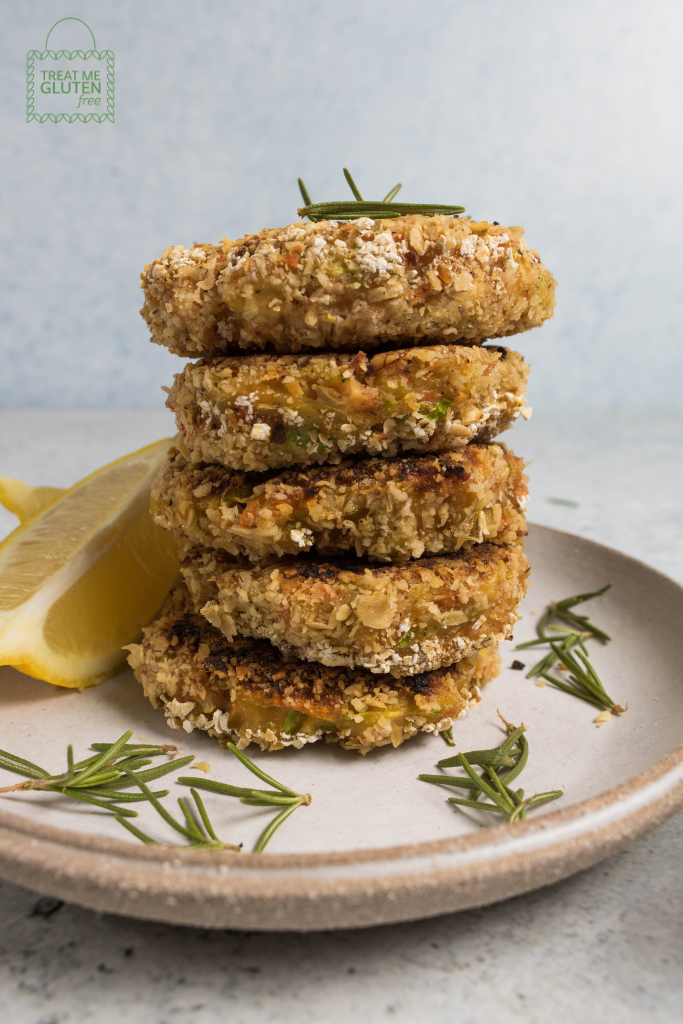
[395,627,420,650]
[287,427,311,447]
[282,710,306,734]
[419,398,454,422]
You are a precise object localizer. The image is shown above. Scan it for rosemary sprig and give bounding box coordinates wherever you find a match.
[519,584,613,652]
[0,732,238,851]
[178,742,311,852]
[517,585,626,714]
[115,770,240,852]
[538,640,625,713]
[297,167,465,222]
[0,732,190,820]
[419,714,562,824]
[0,732,307,852]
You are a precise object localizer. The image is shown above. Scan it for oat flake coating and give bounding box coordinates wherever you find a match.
[140,215,555,356]
[168,344,529,472]
[179,544,238,611]
[152,443,527,563]
[182,542,529,677]
[126,584,500,754]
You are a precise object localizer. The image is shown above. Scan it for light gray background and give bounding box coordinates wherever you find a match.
[1,8,683,1020]
[1,0,682,411]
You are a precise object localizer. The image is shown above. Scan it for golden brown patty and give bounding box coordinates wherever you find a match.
[168,344,529,472]
[181,542,529,677]
[151,444,527,563]
[140,215,555,356]
[127,584,500,754]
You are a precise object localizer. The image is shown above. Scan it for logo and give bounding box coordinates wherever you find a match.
[26,18,114,124]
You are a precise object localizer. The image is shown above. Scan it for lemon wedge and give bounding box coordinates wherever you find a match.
[0,438,182,689]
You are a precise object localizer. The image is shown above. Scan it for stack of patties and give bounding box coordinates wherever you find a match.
[128,210,555,753]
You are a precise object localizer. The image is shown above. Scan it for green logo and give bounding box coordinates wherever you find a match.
[26,18,114,124]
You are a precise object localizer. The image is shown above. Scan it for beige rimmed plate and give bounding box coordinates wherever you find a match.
[1,524,682,932]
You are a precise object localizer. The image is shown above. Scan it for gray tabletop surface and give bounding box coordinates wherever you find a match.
[0,409,681,1024]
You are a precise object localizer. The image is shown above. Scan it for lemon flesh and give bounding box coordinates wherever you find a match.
[0,438,182,688]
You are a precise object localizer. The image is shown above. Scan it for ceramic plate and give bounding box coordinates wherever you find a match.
[1,524,682,931]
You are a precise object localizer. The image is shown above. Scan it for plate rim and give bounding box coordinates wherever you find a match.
[2,524,683,928]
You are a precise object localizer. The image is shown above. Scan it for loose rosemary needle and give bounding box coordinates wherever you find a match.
[419,713,562,824]
[441,726,456,747]
[517,585,626,714]
[178,742,311,853]
[297,167,465,222]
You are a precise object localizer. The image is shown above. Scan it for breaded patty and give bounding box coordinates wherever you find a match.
[141,215,555,356]
[127,584,500,754]
[151,444,527,563]
[168,344,529,472]
[182,542,529,677]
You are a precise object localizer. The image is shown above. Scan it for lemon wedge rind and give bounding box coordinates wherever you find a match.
[0,477,66,524]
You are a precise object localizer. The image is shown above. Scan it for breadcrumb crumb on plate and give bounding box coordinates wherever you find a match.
[140,215,556,356]
[126,584,500,754]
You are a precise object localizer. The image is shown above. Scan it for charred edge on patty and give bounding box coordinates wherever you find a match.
[127,585,501,753]
[181,541,529,677]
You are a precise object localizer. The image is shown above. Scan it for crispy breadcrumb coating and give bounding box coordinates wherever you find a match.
[126,584,500,754]
[168,344,529,473]
[181,542,529,677]
[141,215,555,356]
[151,444,527,563]
[179,544,239,610]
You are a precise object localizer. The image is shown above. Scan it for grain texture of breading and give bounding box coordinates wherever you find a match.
[126,584,500,754]
[181,542,529,676]
[177,544,224,611]
[141,216,555,356]
[168,344,529,472]
[152,444,528,563]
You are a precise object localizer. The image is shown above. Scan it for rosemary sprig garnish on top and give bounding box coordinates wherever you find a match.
[516,585,626,714]
[419,713,562,824]
[178,742,312,853]
[297,167,466,222]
